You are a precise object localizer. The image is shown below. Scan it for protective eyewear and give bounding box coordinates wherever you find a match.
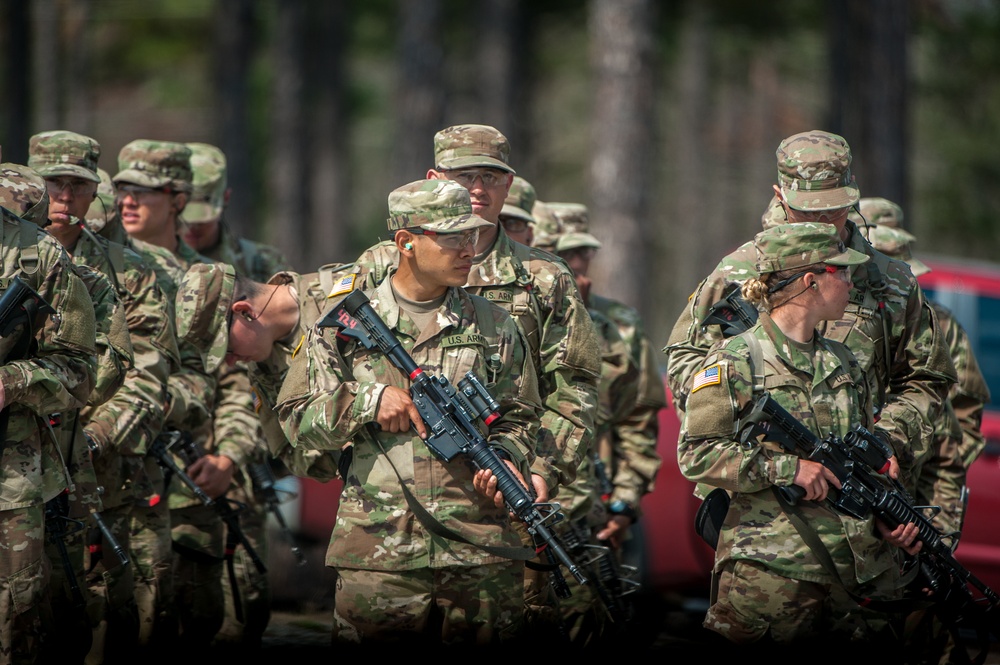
[115,183,172,202]
[500,217,530,234]
[45,177,96,198]
[410,227,480,250]
[443,168,507,188]
[767,265,849,294]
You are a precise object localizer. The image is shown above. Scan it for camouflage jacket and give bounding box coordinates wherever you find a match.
[276,275,542,570]
[73,228,173,512]
[665,209,956,488]
[678,312,897,586]
[590,293,665,513]
[351,228,600,494]
[0,211,96,509]
[199,220,292,281]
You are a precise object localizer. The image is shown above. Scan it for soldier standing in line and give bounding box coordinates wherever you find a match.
[349,125,601,636]
[498,176,536,247]
[276,179,542,648]
[0,168,97,665]
[0,160,132,663]
[28,131,176,664]
[178,141,294,650]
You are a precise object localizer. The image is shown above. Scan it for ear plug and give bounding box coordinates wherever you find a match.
[404,242,413,250]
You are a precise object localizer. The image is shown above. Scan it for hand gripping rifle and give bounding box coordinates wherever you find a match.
[151,430,267,622]
[321,290,587,587]
[738,392,1000,652]
[0,276,55,446]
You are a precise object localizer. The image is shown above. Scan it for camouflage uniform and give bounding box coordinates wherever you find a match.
[0,183,97,665]
[276,179,543,646]
[678,223,903,647]
[2,159,132,662]
[665,132,957,494]
[29,131,176,663]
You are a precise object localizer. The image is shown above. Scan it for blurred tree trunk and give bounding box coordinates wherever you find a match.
[306,0,350,269]
[1,0,32,163]
[587,0,657,316]
[63,0,92,133]
[31,0,59,133]
[392,0,445,188]
[268,0,308,270]
[829,0,909,214]
[213,0,255,241]
[477,0,532,167]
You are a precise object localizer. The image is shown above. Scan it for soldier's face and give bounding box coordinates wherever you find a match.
[45,176,97,229]
[500,216,533,245]
[117,185,177,239]
[182,219,221,251]
[410,230,478,289]
[432,168,512,223]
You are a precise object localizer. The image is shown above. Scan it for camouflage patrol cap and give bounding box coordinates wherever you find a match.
[114,139,193,193]
[531,201,561,252]
[545,202,601,253]
[28,130,102,183]
[754,221,869,274]
[865,224,930,277]
[858,197,903,228]
[434,124,515,174]
[185,142,227,223]
[0,162,50,225]
[776,130,860,211]
[85,168,129,243]
[175,262,237,374]
[500,176,536,222]
[387,179,494,233]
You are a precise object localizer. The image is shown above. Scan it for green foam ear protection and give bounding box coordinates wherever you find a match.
[404,242,413,250]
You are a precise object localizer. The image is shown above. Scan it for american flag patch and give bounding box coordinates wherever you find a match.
[328,274,356,298]
[691,364,722,393]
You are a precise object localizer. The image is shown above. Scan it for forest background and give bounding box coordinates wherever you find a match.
[1,0,997,359]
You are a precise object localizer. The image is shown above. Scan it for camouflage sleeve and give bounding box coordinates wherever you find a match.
[72,263,133,407]
[876,294,958,483]
[534,268,601,492]
[678,342,798,493]
[914,402,967,535]
[165,335,215,432]
[939,305,990,468]
[212,362,263,468]
[82,259,171,456]
[0,243,96,412]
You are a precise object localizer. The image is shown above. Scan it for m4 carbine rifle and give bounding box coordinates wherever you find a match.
[247,459,306,566]
[738,393,999,634]
[321,290,588,588]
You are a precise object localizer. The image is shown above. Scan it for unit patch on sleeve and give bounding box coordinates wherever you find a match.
[328,274,356,298]
[691,364,722,393]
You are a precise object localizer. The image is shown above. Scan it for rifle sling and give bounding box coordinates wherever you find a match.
[368,426,536,562]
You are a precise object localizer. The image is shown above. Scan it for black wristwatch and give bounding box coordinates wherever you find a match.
[608,499,637,522]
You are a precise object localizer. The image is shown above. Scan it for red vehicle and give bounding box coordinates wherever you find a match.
[282,253,1000,606]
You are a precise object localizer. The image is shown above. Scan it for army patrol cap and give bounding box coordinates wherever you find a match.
[114,139,193,193]
[387,179,494,233]
[28,130,102,183]
[185,142,227,223]
[175,262,238,374]
[754,221,869,274]
[858,197,903,228]
[0,162,49,225]
[434,124,515,174]
[531,200,561,251]
[545,202,602,253]
[501,176,536,223]
[776,130,860,212]
[866,224,930,277]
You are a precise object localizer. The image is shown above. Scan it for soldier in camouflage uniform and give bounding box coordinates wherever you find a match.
[664,131,957,497]
[1,160,132,662]
[178,141,294,650]
[678,222,920,653]
[349,126,601,636]
[84,168,129,247]
[0,167,97,665]
[276,179,542,647]
[29,131,176,663]
[498,176,536,246]
[538,204,664,645]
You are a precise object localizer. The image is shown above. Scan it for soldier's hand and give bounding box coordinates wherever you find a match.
[596,515,631,549]
[530,474,549,503]
[376,386,426,437]
[878,520,922,556]
[188,453,236,500]
[793,459,841,502]
[473,462,529,512]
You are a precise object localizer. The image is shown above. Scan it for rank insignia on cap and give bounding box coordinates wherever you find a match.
[691,364,722,393]
[328,274,356,298]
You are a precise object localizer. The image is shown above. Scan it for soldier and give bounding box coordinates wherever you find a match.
[349,125,601,635]
[276,179,542,648]
[28,130,176,663]
[0,165,97,665]
[498,176,536,246]
[664,130,956,497]
[678,222,919,655]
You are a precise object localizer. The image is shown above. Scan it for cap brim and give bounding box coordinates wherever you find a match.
[783,182,860,212]
[420,213,495,233]
[826,246,870,266]
[437,156,515,174]
[556,232,602,253]
[183,201,223,224]
[500,204,534,222]
[112,169,171,188]
[34,165,101,183]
